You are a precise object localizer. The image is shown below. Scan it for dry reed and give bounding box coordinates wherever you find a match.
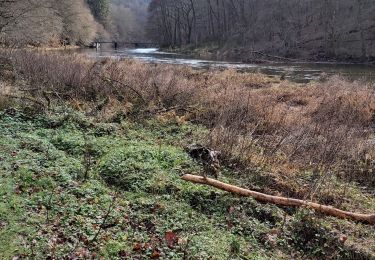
[3,50,375,203]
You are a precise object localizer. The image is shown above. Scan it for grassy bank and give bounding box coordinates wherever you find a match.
[0,50,375,259]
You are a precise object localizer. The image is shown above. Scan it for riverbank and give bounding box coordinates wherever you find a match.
[1,50,375,258]
[70,47,375,84]
[168,45,375,65]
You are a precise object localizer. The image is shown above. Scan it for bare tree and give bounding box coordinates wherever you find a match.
[147,0,375,61]
[0,0,100,46]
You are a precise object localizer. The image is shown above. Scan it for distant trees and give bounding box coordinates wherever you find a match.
[147,0,375,60]
[86,0,110,24]
[2,0,373,57]
[0,0,150,46]
[56,0,99,45]
[111,5,137,41]
[0,0,102,46]
[147,0,196,47]
[0,0,63,46]
[0,0,16,32]
[110,0,150,41]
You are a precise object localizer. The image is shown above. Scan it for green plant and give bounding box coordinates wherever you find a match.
[98,143,192,191]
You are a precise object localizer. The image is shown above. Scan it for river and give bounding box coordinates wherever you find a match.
[76,47,375,83]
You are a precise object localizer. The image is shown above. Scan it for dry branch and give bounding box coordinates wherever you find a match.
[181,174,375,225]
[3,94,45,108]
[97,74,146,104]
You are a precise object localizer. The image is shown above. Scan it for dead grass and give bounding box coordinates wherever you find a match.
[2,49,375,206]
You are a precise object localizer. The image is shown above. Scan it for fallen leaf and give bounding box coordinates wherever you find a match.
[118,250,128,258]
[150,249,161,259]
[133,242,143,251]
[165,231,178,248]
[339,235,348,243]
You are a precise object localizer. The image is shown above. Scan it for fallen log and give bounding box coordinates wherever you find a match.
[181,174,375,225]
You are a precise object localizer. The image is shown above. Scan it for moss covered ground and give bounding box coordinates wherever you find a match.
[0,106,373,259]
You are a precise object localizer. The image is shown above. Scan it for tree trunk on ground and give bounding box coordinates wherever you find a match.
[181,174,375,225]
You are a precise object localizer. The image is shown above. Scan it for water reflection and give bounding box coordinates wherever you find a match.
[75,48,375,83]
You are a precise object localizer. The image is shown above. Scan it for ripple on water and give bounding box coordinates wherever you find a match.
[79,48,375,83]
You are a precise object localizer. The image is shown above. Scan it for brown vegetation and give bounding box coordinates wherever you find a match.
[3,50,375,208]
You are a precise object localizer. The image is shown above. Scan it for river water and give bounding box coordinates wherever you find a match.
[76,48,375,83]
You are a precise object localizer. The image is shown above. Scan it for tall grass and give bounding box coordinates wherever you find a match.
[3,50,375,200]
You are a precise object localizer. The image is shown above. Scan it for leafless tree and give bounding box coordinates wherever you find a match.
[147,0,375,61]
[0,0,100,46]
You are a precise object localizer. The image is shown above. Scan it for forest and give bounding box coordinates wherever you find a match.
[2,0,375,61]
[147,0,375,61]
[0,0,150,46]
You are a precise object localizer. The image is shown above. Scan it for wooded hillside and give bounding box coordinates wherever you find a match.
[0,0,150,46]
[110,0,150,42]
[147,0,375,61]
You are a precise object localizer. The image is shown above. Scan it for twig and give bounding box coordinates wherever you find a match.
[151,105,197,115]
[3,93,45,108]
[96,74,146,104]
[90,195,117,244]
[82,134,92,181]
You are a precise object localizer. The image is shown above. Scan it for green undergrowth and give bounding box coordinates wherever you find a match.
[0,108,373,259]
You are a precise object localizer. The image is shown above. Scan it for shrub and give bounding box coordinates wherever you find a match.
[3,50,375,198]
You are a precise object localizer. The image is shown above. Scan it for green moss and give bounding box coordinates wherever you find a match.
[0,110,373,259]
[0,175,31,258]
[98,142,194,191]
